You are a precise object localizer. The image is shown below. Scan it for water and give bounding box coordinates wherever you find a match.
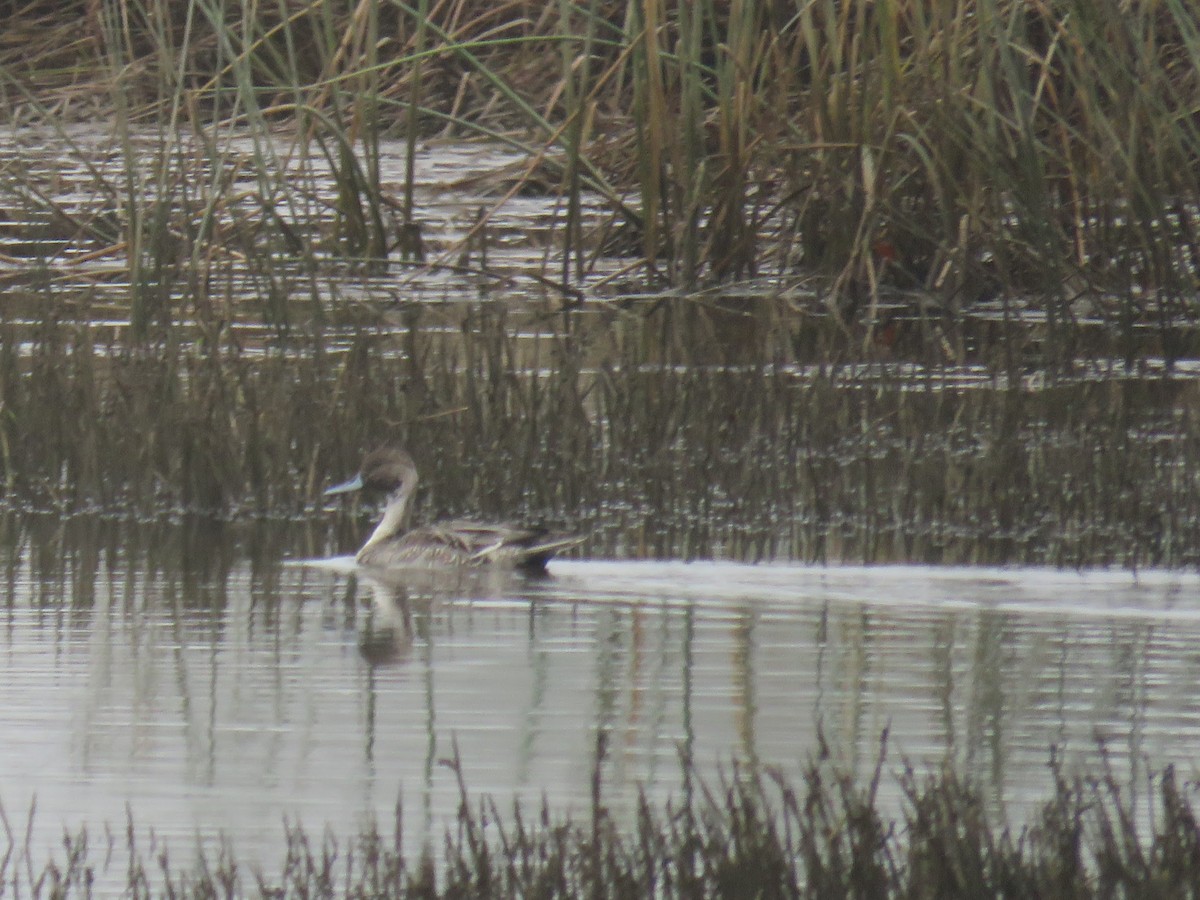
[4,127,1200,883]
[3,519,1199,877]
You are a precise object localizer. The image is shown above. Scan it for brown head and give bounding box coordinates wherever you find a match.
[326,447,419,498]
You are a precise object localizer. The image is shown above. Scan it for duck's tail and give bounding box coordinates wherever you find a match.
[512,532,587,574]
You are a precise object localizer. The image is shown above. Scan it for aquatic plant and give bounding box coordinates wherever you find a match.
[2,0,1199,329]
[3,744,1200,897]
[0,307,1199,567]
[2,1,1200,567]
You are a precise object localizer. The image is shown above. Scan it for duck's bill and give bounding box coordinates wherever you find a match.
[324,473,364,496]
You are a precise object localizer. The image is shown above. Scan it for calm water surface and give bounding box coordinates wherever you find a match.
[3,523,1199,874]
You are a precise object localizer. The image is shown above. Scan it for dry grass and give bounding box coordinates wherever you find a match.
[5,741,1200,898]
[2,0,1199,316]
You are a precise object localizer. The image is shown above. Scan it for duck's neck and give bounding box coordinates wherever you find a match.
[358,482,415,560]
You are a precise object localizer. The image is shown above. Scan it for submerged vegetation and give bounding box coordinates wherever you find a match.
[5,746,1200,897]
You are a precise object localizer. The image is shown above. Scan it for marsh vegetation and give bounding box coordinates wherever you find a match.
[7,745,1200,897]
[3,0,1200,895]
[3,0,1200,328]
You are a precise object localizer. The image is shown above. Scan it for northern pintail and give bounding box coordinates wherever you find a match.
[325,447,582,572]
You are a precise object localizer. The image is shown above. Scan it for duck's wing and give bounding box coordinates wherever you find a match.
[437,519,534,545]
[361,520,583,570]
[498,532,586,573]
[440,519,584,570]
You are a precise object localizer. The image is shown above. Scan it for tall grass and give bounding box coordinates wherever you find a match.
[3,0,1199,333]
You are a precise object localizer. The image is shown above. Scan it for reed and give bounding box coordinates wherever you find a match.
[3,6,1200,561]
[4,0,1200,336]
[555,0,597,287]
[3,743,1200,897]
[399,0,428,262]
[3,301,1199,567]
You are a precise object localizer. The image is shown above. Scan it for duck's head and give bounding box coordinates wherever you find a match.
[325,447,418,498]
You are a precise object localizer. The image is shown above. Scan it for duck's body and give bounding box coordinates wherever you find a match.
[326,447,581,573]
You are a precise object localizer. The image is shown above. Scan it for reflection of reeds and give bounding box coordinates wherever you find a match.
[3,1,1199,329]
[4,741,1200,896]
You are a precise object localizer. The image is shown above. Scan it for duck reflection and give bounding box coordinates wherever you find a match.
[346,565,537,667]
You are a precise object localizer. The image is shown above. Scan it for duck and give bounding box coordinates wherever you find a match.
[325,446,582,573]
